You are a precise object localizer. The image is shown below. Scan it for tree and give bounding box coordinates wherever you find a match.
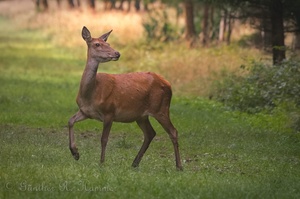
[36,0,48,11]
[68,0,75,8]
[184,0,197,47]
[67,0,81,8]
[134,0,141,11]
[200,3,217,46]
[223,0,300,64]
[201,3,210,46]
[88,0,95,9]
[217,6,235,45]
[270,0,285,64]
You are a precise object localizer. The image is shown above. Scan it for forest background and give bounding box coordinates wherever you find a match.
[1,0,300,198]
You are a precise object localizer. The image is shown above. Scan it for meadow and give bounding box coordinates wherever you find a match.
[1,1,300,198]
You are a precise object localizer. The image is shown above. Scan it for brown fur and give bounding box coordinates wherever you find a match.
[68,27,182,170]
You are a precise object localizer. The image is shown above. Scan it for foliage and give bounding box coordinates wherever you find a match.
[212,59,300,131]
[142,8,181,42]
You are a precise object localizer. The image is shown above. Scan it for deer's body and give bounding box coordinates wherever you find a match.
[78,72,172,123]
[68,27,183,170]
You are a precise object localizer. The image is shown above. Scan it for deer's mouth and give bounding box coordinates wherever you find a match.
[99,56,119,62]
[111,57,119,61]
[100,52,120,62]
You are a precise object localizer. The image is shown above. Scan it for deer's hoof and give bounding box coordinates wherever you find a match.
[70,148,80,160]
[131,162,139,168]
[176,165,183,171]
[73,152,80,160]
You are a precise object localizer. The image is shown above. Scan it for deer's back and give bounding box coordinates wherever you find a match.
[92,72,172,122]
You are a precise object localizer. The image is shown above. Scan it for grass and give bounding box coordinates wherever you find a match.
[1,101,300,198]
[0,3,300,199]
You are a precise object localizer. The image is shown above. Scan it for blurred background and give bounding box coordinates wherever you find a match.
[2,0,299,54]
[1,0,300,127]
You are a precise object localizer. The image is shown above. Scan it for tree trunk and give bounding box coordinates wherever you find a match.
[219,9,227,43]
[202,3,210,46]
[144,0,148,11]
[56,0,61,7]
[184,0,197,47]
[135,0,140,11]
[68,0,75,8]
[111,0,116,9]
[42,0,48,9]
[226,10,233,45]
[209,6,214,40]
[88,0,95,9]
[270,0,285,65]
[36,0,40,9]
[118,0,125,10]
[36,0,48,10]
[76,0,81,7]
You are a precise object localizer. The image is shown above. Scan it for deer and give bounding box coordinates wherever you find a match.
[68,26,183,170]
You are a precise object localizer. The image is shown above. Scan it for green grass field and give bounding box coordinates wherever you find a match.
[1,15,300,199]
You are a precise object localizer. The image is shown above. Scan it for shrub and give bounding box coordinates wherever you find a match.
[212,59,300,131]
[142,9,180,42]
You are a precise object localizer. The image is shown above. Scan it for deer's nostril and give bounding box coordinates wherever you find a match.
[115,51,121,58]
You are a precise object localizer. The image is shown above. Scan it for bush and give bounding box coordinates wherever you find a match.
[142,9,180,42]
[212,59,300,131]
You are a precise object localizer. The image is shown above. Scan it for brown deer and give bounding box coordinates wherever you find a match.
[68,26,183,170]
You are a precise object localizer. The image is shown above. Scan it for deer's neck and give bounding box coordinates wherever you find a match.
[79,59,99,98]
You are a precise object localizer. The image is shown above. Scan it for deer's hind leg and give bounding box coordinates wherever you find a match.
[154,114,183,171]
[132,116,156,168]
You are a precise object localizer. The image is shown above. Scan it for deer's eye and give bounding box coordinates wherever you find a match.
[95,43,101,47]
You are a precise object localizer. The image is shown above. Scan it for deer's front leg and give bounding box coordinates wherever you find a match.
[100,118,113,164]
[68,111,87,160]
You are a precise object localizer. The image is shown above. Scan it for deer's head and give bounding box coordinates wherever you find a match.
[82,26,120,63]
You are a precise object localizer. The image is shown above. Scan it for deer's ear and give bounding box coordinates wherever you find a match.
[82,26,92,42]
[99,30,113,42]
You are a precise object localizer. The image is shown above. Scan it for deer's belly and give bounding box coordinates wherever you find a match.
[113,109,149,123]
[79,106,104,121]
[80,105,150,123]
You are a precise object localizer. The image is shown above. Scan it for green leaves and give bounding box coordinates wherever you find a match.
[213,59,300,131]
